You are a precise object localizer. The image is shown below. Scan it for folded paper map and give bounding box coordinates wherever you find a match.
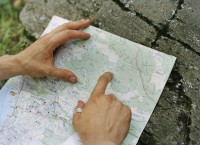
[0,16,176,145]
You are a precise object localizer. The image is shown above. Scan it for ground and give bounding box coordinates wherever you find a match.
[0,0,34,88]
[1,0,200,144]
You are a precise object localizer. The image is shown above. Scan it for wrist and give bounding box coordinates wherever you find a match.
[0,55,24,80]
[13,54,26,75]
[83,140,117,145]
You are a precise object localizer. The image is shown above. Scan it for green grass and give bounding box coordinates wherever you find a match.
[0,0,33,88]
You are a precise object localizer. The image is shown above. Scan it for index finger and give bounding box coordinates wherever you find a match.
[50,30,91,50]
[90,72,113,99]
[50,19,91,35]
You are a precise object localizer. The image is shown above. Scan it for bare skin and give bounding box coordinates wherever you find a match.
[0,20,132,145]
[0,19,91,83]
[73,72,132,145]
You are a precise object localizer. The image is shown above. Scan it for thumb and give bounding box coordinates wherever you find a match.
[49,67,77,83]
[73,100,85,130]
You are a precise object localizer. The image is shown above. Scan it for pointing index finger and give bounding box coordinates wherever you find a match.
[90,72,113,99]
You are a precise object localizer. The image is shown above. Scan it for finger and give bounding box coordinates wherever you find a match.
[73,100,85,130]
[51,30,91,49]
[90,72,113,99]
[50,19,91,34]
[49,67,77,83]
[66,19,91,30]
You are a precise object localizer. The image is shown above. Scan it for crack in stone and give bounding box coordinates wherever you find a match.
[166,34,200,57]
[166,68,192,145]
[151,0,185,47]
[111,0,194,144]
[112,0,200,57]
[138,129,157,145]
[170,0,184,21]
[134,11,160,32]
[112,0,132,12]
[112,0,160,31]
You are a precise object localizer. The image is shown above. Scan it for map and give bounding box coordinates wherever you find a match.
[0,16,176,145]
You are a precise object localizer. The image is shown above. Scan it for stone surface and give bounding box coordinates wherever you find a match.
[137,36,200,145]
[169,0,200,54]
[93,1,157,46]
[20,0,200,144]
[20,0,104,38]
[118,0,179,28]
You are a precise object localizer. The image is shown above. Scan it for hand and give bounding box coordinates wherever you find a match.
[73,72,131,145]
[15,19,91,83]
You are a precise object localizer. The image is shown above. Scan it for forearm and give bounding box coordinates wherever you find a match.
[0,55,22,80]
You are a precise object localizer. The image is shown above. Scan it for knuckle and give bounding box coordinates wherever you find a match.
[116,101,123,107]
[106,94,114,102]
[59,72,69,80]
[42,67,51,76]
[46,33,54,39]
[66,30,75,39]
[50,37,59,47]
[79,32,84,38]
[61,74,67,80]
[39,34,52,45]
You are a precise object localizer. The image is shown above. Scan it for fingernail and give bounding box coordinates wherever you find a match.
[80,19,90,23]
[86,19,91,22]
[69,76,77,83]
[89,17,94,22]
[107,71,114,76]
[106,72,114,81]
[80,19,86,22]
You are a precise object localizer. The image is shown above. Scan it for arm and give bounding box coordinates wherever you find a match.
[0,55,22,80]
[0,19,91,83]
[73,72,131,145]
